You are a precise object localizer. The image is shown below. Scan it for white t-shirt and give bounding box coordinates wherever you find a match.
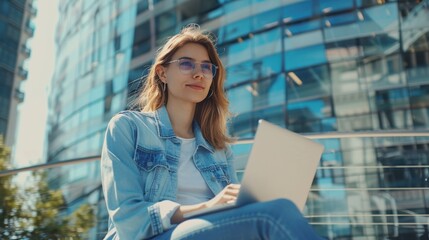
[176,137,213,205]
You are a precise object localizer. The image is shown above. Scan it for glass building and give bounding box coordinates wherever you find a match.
[0,0,35,150]
[47,0,429,238]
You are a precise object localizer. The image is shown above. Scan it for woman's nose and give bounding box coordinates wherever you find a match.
[192,65,205,79]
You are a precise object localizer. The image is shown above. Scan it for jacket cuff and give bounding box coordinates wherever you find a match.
[148,200,180,234]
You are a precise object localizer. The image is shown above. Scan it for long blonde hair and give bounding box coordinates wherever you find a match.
[138,24,232,149]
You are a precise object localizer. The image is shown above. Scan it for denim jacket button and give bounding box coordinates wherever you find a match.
[211,176,216,182]
[147,161,153,167]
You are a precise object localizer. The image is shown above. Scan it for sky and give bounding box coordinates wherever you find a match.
[13,1,58,167]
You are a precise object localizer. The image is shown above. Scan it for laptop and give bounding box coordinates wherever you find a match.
[184,119,324,218]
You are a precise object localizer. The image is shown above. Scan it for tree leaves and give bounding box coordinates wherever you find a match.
[0,138,95,239]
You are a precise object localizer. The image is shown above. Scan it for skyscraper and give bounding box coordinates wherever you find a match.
[0,0,36,149]
[47,0,429,238]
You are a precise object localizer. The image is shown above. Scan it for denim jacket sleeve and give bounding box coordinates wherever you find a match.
[101,113,179,240]
[225,144,239,184]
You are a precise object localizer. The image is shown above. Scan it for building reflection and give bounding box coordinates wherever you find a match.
[46,0,429,239]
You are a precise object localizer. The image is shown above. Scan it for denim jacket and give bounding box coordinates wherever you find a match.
[101,106,238,240]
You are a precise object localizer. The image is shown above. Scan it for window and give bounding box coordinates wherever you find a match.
[252,8,281,31]
[285,44,327,71]
[375,88,411,129]
[286,20,320,36]
[358,4,398,35]
[132,21,151,58]
[409,85,429,128]
[219,18,251,43]
[155,12,176,45]
[0,96,10,119]
[282,1,315,23]
[136,0,148,14]
[319,0,353,14]
[0,119,7,137]
[287,64,331,100]
[326,39,360,61]
[0,47,17,69]
[287,97,334,133]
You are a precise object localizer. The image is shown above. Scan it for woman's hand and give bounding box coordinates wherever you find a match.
[204,184,241,208]
[171,184,241,224]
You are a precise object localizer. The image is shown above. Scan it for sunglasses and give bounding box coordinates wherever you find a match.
[167,58,218,79]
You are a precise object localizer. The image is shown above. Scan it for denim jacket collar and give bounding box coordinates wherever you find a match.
[155,105,215,153]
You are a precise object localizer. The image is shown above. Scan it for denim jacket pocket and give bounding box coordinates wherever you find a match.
[218,164,232,185]
[134,147,173,201]
[205,164,231,188]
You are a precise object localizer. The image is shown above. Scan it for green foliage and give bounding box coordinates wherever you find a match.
[0,138,95,239]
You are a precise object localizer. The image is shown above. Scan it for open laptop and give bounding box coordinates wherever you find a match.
[184,119,324,218]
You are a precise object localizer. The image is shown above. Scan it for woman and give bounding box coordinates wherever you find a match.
[101,24,323,240]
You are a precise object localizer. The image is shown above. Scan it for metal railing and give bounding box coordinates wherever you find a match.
[2,130,428,177]
[2,130,429,239]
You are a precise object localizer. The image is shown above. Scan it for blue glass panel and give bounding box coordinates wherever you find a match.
[224,0,250,12]
[319,0,353,14]
[282,0,314,23]
[325,12,357,27]
[321,117,337,132]
[228,85,253,114]
[253,105,285,128]
[375,88,411,129]
[156,12,176,33]
[137,0,149,14]
[287,97,333,133]
[286,20,320,36]
[113,73,128,93]
[377,88,409,109]
[253,28,281,58]
[409,85,429,128]
[360,33,399,56]
[326,39,361,61]
[230,111,253,138]
[201,8,224,22]
[228,74,285,114]
[219,18,252,42]
[256,54,282,78]
[89,100,104,118]
[359,3,398,34]
[268,74,286,106]
[226,38,251,66]
[90,84,105,102]
[252,8,281,31]
[285,44,327,71]
[225,61,253,87]
[254,74,285,108]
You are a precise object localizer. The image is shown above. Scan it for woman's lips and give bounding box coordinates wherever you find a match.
[186,84,205,90]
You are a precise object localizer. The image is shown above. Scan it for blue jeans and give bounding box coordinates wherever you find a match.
[153,199,324,240]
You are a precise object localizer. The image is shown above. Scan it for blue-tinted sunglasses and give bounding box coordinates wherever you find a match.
[167,58,218,79]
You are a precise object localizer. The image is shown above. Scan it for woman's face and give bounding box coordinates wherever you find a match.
[160,43,214,106]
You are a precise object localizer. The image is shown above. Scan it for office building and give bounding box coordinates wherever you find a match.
[47,0,429,238]
[0,0,36,150]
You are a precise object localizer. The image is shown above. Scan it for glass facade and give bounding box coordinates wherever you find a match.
[47,0,429,238]
[0,0,35,149]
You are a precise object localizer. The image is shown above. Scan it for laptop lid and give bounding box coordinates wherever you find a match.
[236,119,324,212]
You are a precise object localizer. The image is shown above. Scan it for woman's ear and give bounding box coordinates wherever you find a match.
[156,65,167,82]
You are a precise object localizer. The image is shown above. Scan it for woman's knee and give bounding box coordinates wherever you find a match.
[264,199,299,212]
[260,199,305,221]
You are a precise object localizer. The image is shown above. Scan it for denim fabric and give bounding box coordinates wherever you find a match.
[154,199,325,240]
[101,106,238,240]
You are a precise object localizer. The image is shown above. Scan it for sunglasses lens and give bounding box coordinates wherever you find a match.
[176,59,216,78]
[179,60,194,73]
[201,63,216,78]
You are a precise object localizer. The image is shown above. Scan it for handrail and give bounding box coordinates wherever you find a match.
[231,130,429,144]
[0,155,100,177]
[1,130,428,177]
